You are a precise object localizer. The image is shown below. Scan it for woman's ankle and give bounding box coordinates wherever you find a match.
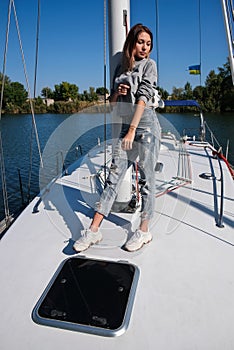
[89,225,100,233]
[89,212,104,232]
[139,220,149,232]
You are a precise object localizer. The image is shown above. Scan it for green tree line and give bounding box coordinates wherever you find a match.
[159,60,234,112]
[0,76,109,114]
[0,60,233,114]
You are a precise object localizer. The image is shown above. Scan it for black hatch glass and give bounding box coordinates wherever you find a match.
[32,257,139,337]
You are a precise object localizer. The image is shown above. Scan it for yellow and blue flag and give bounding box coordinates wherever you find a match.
[188,65,201,75]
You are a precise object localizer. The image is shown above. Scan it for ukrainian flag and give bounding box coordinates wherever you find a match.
[188,65,201,75]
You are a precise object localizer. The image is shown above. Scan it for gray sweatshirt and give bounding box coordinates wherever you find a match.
[113,58,158,115]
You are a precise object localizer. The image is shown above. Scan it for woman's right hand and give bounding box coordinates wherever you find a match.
[117,84,130,96]
[121,128,135,150]
[109,84,130,105]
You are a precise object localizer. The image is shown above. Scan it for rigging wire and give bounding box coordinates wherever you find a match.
[231,0,234,21]
[33,0,40,99]
[103,0,107,182]
[0,0,13,120]
[0,0,13,226]
[27,0,41,203]
[226,0,234,46]
[154,0,202,87]
[0,0,44,223]
[221,0,234,84]
[198,0,202,86]
[12,0,43,169]
[155,0,160,86]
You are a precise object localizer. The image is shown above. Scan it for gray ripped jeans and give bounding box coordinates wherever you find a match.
[96,108,161,221]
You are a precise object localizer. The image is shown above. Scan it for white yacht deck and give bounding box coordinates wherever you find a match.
[0,134,234,349]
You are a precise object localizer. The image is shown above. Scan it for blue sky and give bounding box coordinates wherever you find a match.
[0,0,229,96]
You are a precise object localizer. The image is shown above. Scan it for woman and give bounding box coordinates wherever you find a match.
[73,23,161,252]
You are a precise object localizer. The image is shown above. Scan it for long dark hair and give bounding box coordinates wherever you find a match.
[122,23,153,72]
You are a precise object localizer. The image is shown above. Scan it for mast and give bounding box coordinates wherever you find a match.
[108,0,132,211]
[108,0,130,91]
[221,0,234,84]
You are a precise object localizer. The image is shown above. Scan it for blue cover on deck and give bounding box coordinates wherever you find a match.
[164,100,201,108]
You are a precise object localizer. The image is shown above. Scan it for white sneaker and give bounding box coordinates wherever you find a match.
[125,229,152,252]
[73,229,102,252]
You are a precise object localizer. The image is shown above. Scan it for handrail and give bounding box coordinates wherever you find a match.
[164,100,205,142]
[204,121,222,151]
[204,147,225,228]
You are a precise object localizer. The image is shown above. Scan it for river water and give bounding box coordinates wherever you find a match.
[0,111,233,221]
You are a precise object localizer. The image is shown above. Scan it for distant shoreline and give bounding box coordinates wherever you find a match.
[1,101,111,115]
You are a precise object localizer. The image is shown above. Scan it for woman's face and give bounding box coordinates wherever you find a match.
[133,31,151,60]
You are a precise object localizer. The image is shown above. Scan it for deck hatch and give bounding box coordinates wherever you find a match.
[32,257,139,337]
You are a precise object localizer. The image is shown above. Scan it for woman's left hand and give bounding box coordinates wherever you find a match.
[122,129,136,150]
